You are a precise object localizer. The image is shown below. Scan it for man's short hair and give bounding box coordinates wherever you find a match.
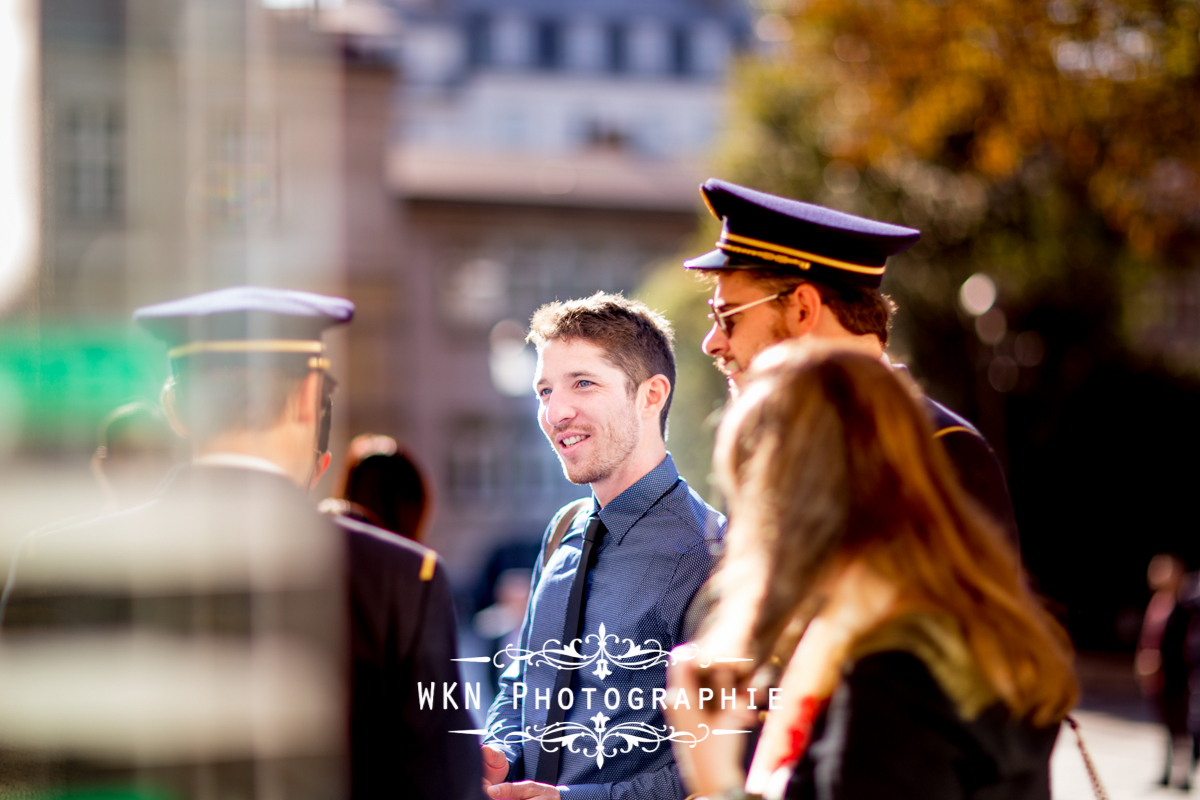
[697,267,898,346]
[527,292,676,439]
[171,363,311,446]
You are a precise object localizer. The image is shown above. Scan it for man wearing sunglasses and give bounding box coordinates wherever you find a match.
[684,179,1019,545]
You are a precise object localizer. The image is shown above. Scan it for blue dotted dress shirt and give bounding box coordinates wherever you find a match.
[484,454,726,800]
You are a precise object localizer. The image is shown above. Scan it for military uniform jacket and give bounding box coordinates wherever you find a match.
[924,398,1019,546]
[0,465,484,800]
[334,513,485,800]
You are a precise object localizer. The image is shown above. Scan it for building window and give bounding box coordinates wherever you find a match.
[466,13,490,67]
[692,22,731,77]
[60,104,122,222]
[513,429,571,500]
[447,413,577,507]
[205,115,277,229]
[629,20,668,74]
[670,26,691,76]
[606,22,628,73]
[448,418,500,505]
[534,19,561,69]
[441,257,510,329]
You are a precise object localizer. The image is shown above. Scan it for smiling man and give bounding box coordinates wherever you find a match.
[480,293,726,800]
[684,178,1019,544]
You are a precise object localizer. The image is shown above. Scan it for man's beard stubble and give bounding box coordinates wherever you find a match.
[713,316,792,385]
[556,406,641,486]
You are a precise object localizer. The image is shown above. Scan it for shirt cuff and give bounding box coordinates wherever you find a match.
[557,784,609,800]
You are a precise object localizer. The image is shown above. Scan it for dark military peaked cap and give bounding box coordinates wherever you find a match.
[684,178,922,288]
[134,286,354,374]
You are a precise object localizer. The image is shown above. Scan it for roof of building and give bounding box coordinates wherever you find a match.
[389,146,705,212]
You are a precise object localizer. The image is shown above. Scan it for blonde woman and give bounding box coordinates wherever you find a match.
[666,343,1077,800]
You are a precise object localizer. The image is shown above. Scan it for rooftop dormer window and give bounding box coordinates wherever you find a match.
[670,26,691,76]
[534,19,562,70]
[606,22,628,73]
[467,13,490,68]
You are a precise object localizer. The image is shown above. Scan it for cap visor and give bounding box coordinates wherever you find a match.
[682,248,733,269]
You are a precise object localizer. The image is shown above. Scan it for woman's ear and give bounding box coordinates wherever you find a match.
[160,378,190,439]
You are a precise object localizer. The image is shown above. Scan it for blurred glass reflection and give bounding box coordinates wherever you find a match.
[2,2,351,797]
[0,0,39,313]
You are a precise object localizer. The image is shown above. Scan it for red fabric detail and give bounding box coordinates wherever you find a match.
[783,696,829,764]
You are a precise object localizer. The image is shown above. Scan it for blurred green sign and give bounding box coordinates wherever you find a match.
[42,790,177,800]
[0,325,166,445]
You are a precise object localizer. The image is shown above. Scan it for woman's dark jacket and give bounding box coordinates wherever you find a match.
[781,615,1061,800]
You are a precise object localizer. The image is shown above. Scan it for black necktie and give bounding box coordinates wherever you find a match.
[535,514,606,785]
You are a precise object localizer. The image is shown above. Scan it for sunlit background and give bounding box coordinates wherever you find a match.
[3,0,1200,795]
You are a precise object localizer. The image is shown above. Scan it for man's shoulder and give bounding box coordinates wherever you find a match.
[547,496,594,531]
[12,471,338,593]
[923,397,985,441]
[659,478,726,543]
[333,514,441,583]
[670,477,726,529]
[13,501,160,567]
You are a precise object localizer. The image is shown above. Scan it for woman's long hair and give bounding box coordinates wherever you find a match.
[709,342,1077,726]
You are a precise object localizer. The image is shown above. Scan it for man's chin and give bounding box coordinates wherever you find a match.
[560,460,603,486]
[720,366,745,394]
[715,358,742,387]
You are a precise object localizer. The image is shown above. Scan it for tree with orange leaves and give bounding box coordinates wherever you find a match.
[720,0,1200,382]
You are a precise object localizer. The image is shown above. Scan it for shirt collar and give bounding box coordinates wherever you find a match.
[193,452,290,477]
[594,453,681,545]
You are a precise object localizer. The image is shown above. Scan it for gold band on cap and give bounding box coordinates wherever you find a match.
[719,242,812,270]
[167,339,325,359]
[700,187,720,221]
[719,231,886,276]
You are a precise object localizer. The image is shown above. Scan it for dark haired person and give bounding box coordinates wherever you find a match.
[684,179,1018,544]
[481,292,726,800]
[320,433,433,542]
[666,343,1077,800]
[1,287,482,800]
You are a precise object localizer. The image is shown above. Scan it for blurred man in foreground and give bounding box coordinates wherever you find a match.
[480,293,725,800]
[683,179,1019,543]
[0,287,482,800]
